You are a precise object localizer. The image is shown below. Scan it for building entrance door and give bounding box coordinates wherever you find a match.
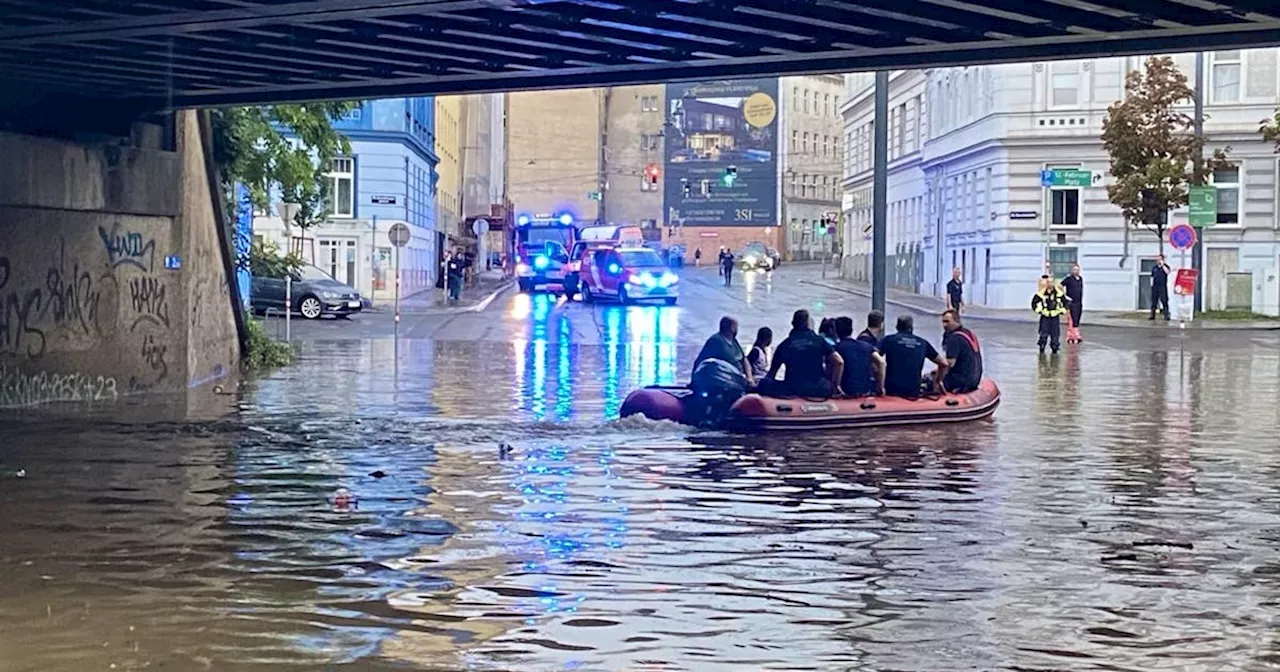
[319,239,358,285]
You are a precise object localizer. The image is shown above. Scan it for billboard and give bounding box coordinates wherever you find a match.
[664,78,779,227]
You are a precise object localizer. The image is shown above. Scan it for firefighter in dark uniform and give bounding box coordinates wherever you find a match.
[1031,275,1071,354]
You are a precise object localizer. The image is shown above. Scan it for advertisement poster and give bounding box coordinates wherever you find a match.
[664,78,779,227]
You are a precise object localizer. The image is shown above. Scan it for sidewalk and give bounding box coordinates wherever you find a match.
[369,270,512,315]
[803,276,1280,330]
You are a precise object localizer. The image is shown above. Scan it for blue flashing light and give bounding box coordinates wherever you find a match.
[607,263,621,274]
[534,255,550,270]
[558,213,574,226]
[517,215,531,226]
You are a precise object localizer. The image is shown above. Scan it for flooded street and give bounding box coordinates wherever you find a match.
[4,266,1280,671]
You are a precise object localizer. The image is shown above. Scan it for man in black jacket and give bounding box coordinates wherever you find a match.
[1062,263,1084,333]
[1150,255,1171,321]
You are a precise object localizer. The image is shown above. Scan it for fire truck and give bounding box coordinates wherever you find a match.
[511,213,579,293]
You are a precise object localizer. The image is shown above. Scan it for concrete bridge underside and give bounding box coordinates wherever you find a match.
[3,0,1280,414]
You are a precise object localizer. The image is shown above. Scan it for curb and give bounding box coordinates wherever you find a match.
[366,280,514,315]
[801,279,1280,331]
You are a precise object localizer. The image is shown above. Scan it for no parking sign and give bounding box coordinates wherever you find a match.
[1168,223,1197,250]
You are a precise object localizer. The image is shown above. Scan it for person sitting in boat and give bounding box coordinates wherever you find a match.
[759,309,845,398]
[693,316,755,387]
[857,310,885,347]
[834,316,885,397]
[937,309,982,393]
[880,314,950,398]
[746,326,773,382]
[818,317,838,346]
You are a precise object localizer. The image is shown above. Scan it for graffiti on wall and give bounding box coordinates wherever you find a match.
[0,363,118,408]
[0,220,176,409]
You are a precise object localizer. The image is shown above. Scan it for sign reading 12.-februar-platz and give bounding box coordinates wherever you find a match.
[664,78,779,227]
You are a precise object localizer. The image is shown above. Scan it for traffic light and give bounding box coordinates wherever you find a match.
[680,178,690,198]
[644,163,660,185]
[700,179,711,196]
[722,164,738,187]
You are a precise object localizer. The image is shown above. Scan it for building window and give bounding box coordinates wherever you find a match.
[804,90,810,113]
[640,95,659,112]
[793,87,799,111]
[824,93,831,117]
[791,130,798,153]
[1050,61,1080,107]
[640,133,660,151]
[1047,247,1078,280]
[1051,189,1080,226]
[1211,51,1242,103]
[1247,49,1278,99]
[802,131,810,154]
[1212,166,1240,225]
[327,157,354,218]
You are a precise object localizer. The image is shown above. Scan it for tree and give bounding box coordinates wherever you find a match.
[210,102,358,234]
[1257,107,1280,153]
[1101,56,1229,252]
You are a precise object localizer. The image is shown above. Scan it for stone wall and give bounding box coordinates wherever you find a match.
[0,110,239,411]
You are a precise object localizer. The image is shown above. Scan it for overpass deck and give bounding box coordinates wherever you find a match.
[0,0,1278,108]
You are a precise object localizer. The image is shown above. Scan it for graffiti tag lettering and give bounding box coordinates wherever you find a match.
[141,333,168,381]
[0,363,118,408]
[99,223,155,271]
[129,276,169,331]
[0,256,47,359]
[43,240,102,336]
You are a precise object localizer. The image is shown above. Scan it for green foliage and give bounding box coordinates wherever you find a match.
[248,239,304,279]
[210,102,358,229]
[1101,56,1230,242]
[1259,109,1280,152]
[244,316,295,372]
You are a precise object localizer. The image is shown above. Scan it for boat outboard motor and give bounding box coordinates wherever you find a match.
[688,358,749,428]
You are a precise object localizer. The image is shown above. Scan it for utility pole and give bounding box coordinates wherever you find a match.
[1191,51,1205,312]
[871,71,889,313]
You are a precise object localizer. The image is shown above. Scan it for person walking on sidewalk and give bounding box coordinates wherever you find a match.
[946,267,964,315]
[1031,275,1070,354]
[694,248,702,267]
[445,248,465,304]
[1150,254,1171,321]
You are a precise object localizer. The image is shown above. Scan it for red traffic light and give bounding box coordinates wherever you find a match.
[645,164,660,178]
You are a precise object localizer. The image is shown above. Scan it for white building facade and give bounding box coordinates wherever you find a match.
[842,51,1280,315]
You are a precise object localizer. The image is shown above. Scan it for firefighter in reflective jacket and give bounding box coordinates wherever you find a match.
[1031,275,1072,354]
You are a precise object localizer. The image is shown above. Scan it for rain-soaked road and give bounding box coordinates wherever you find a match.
[3,264,1280,671]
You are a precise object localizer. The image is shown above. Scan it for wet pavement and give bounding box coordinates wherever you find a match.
[4,265,1280,671]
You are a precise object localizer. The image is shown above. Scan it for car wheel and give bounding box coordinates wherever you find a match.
[618,287,631,305]
[581,283,594,303]
[518,279,532,292]
[664,297,677,306]
[298,296,323,320]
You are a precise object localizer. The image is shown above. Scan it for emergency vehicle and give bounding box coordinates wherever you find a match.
[563,225,644,298]
[512,213,578,293]
[579,246,679,305]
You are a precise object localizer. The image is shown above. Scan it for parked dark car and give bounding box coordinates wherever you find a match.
[251,264,364,319]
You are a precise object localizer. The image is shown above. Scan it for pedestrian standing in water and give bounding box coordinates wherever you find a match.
[694,248,702,267]
[1031,275,1070,354]
[746,326,773,383]
[1062,263,1084,341]
[946,267,964,315]
[721,248,735,287]
[446,248,465,303]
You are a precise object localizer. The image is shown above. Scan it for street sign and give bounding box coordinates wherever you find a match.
[587,191,602,201]
[164,255,182,270]
[1040,169,1094,187]
[1174,268,1199,295]
[387,222,411,247]
[472,218,490,236]
[1188,185,1217,227]
[371,195,397,205]
[1168,223,1197,250]
[1009,210,1038,219]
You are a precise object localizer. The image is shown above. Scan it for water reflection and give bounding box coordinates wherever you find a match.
[5,333,1280,670]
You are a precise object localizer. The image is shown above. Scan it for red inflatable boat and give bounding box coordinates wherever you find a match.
[619,378,1000,431]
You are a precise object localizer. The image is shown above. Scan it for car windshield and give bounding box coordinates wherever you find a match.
[743,243,767,254]
[298,265,337,282]
[619,249,663,267]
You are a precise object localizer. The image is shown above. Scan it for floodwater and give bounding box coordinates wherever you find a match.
[4,281,1280,671]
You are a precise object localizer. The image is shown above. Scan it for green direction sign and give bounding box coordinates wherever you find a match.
[587,191,602,201]
[1040,169,1094,188]
[1188,185,1217,227]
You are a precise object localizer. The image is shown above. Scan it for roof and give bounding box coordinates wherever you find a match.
[1,0,1279,108]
